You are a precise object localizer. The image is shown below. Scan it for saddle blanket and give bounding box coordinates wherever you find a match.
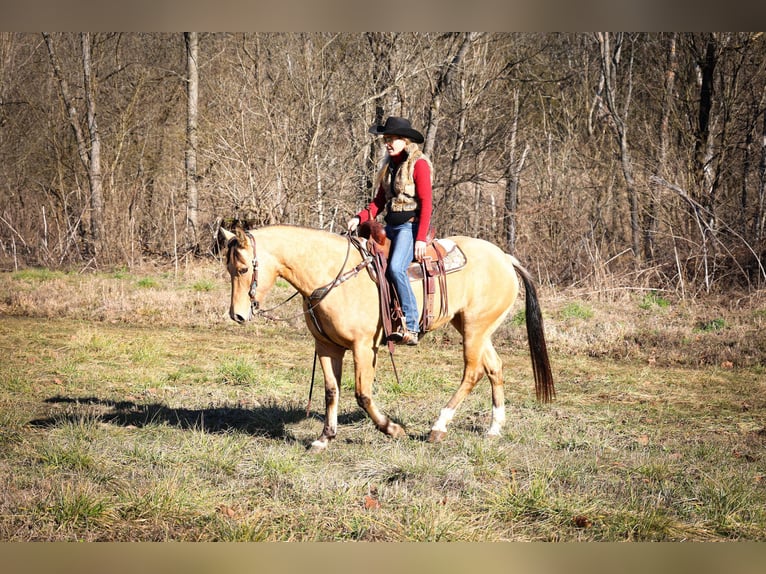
[407,239,466,281]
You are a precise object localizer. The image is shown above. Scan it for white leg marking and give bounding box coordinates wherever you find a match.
[431,407,456,433]
[487,405,506,436]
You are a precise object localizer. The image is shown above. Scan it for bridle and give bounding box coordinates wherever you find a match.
[229,230,371,324]
[227,231,260,313]
[244,230,259,311]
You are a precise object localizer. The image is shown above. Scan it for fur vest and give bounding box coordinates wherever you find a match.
[374,142,433,214]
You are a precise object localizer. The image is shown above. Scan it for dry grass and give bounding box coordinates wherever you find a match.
[1,261,765,541]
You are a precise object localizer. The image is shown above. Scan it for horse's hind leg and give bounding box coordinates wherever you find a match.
[430,308,509,442]
[483,342,506,437]
[428,329,486,443]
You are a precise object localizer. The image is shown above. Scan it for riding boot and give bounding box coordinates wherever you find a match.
[390,314,418,345]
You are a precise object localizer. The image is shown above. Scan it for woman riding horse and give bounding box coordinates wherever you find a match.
[347,117,433,346]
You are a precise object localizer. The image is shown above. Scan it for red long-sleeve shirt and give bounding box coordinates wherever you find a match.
[357,154,433,242]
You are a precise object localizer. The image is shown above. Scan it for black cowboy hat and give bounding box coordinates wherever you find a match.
[368,116,424,144]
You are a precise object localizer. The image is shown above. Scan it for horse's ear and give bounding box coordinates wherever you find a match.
[235,226,249,247]
[219,227,235,243]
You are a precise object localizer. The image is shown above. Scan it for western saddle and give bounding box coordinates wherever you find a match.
[354,220,466,346]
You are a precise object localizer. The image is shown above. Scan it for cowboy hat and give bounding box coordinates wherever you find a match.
[368,116,424,144]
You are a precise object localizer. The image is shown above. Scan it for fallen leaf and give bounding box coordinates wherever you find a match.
[722,361,733,369]
[363,495,381,510]
[217,504,237,518]
[637,434,650,446]
[573,515,592,528]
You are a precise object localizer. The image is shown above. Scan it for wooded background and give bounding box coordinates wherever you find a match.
[2,32,765,294]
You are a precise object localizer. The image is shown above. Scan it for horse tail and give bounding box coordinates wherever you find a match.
[509,256,555,403]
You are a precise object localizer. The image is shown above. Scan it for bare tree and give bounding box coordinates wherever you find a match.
[43,32,105,261]
[757,84,766,249]
[646,32,677,262]
[594,32,640,262]
[184,32,200,252]
[504,89,529,254]
[423,32,479,158]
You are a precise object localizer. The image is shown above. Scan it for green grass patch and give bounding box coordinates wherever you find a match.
[217,358,259,386]
[511,309,526,326]
[137,277,160,289]
[639,291,670,310]
[11,267,66,282]
[695,318,726,332]
[110,266,131,280]
[191,279,216,292]
[559,301,593,321]
[42,483,114,528]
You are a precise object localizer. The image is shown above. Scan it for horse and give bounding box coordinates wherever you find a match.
[219,224,554,452]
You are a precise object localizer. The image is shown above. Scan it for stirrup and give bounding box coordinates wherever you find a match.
[389,330,404,342]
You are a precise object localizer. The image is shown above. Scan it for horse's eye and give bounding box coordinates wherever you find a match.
[237,268,248,276]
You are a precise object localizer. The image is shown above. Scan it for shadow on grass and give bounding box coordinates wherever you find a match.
[30,395,366,443]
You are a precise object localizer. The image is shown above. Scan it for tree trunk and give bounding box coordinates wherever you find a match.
[646,32,677,262]
[694,35,717,208]
[42,32,104,260]
[596,32,640,261]
[692,33,719,292]
[504,89,528,254]
[756,84,766,248]
[184,32,200,253]
[81,33,104,260]
[363,34,397,205]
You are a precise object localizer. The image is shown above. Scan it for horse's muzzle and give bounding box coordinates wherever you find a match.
[230,307,251,324]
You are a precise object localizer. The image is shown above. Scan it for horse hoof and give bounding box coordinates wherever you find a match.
[428,430,447,443]
[386,422,406,439]
[308,439,329,453]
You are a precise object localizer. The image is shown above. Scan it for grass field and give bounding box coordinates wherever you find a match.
[1,261,765,541]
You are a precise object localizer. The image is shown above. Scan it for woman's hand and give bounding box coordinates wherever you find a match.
[414,240,427,261]
[347,216,360,233]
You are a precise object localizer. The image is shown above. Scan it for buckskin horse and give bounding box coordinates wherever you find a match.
[219,224,554,452]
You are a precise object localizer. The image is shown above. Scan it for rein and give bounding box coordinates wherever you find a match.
[242,233,373,417]
[251,233,371,324]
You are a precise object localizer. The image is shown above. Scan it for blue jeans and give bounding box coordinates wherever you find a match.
[385,221,419,332]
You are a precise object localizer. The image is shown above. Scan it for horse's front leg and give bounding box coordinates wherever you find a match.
[353,344,406,439]
[309,341,344,453]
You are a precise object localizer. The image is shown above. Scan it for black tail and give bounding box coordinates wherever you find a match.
[513,261,555,403]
